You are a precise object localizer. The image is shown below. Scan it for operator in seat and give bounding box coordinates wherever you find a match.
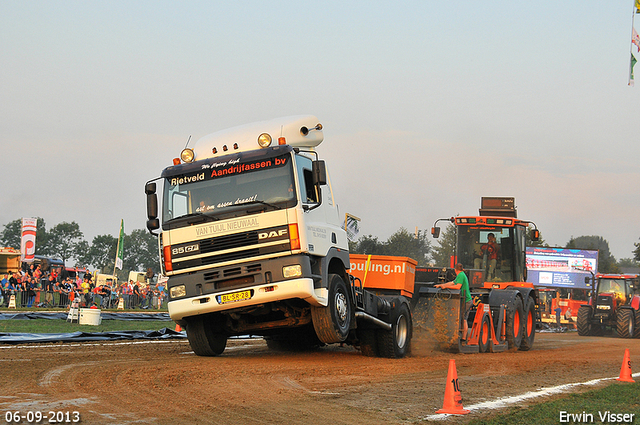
[480,233,499,279]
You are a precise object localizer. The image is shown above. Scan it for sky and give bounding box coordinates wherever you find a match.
[1,1,639,262]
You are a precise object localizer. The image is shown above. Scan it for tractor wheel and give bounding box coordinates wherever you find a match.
[478,313,491,353]
[357,328,379,357]
[506,296,525,349]
[519,297,536,351]
[311,274,352,344]
[577,306,593,336]
[186,316,227,356]
[377,302,412,358]
[616,309,635,338]
[635,310,640,339]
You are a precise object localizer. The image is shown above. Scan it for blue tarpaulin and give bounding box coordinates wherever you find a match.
[0,327,186,344]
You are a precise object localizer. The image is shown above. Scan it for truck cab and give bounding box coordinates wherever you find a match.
[145,116,364,356]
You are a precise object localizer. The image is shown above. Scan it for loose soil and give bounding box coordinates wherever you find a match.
[1,331,638,424]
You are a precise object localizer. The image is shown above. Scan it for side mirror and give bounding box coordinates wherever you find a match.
[312,160,327,186]
[531,229,540,242]
[431,227,441,238]
[145,182,159,232]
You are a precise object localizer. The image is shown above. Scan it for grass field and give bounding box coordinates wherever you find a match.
[467,381,640,424]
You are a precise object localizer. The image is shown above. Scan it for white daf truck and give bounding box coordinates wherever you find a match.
[145,116,412,357]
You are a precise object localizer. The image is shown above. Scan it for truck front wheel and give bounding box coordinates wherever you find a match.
[186,316,227,356]
[311,274,352,344]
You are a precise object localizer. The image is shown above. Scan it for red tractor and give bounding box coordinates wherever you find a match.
[577,274,640,338]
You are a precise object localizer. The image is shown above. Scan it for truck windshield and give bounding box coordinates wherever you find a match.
[456,225,526,283]
[162,150,296,227]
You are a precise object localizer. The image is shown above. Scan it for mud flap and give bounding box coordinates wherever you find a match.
[413,287,477,353]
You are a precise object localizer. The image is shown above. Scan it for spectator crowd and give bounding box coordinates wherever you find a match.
[0,263,166,310]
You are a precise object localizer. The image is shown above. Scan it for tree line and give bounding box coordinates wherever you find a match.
[3,218,638,276]
[0,218,159,276]
[349,225,640,274]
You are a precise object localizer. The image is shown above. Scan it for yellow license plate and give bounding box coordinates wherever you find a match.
[217,290,252,305]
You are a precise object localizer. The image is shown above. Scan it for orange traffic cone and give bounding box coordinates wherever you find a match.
[436,359,470,415]
[616,349,635,383]
[175,324,182,332]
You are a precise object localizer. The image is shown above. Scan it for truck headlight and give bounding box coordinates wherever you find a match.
[283,265,302,278]
[170,285,187,298]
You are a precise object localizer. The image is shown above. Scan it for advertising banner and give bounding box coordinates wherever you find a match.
[20,217,38,263]
[526,247,598,289]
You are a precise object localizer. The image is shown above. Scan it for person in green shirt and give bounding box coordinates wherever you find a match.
[435,263,472,341]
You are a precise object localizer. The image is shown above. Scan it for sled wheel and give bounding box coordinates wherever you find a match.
[506,296,524,349]
[519,297,536,351]
[478,313,491,353]
[312,274,352,344]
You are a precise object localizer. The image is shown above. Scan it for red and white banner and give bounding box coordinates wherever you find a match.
[20,218,38,263]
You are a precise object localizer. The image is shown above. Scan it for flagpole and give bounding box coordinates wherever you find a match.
[630,1,638,85]
[113,231,120,278]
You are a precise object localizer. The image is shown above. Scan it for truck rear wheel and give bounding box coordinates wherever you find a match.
[519,298,536,351]
[186,316,227,356]
[506,296,524,349]
[377,302,412,358]
[617,309,634,338]
[357,328,379,357]
[311,274,352,344]
[577,306,593,336]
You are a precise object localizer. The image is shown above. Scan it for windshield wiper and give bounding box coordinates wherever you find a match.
[240,200,281,211]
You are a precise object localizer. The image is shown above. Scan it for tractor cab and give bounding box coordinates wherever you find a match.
[431,197,539,290]
[591,274,639,319]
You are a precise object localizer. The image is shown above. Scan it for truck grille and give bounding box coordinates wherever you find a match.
[171,228,290,272]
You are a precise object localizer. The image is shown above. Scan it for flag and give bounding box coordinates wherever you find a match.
[633,28,640,51]
[343,214,361,242]
[636,0,640,13]
[20,218,37,262]
[115,219,125,270]
[630,54,637,86]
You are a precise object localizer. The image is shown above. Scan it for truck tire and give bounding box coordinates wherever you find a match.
[577,306,593,336]
[357,328,379,357]
[519,297,536,351]
[265,326,322,352]
[616,309,634,338]
[311,274,352,344]
[506,296,524,349]
[377,302,412,358]
[186,316,227,356]
[478,313,491,353]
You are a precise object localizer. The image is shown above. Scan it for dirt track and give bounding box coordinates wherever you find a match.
[1,331,639,424]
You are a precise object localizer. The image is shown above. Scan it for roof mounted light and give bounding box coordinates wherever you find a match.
[180,148,195,163]
[257,133,272,148]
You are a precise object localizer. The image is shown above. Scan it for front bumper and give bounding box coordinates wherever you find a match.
[168,277,328,321]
